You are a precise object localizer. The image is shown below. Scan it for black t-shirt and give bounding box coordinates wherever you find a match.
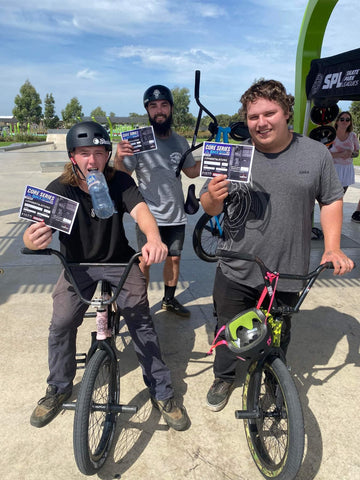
[46,171,143,263]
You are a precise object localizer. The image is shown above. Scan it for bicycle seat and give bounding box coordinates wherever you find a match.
[184,183,199,215]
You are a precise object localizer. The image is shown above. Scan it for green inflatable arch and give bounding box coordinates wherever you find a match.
[293,0,338,133]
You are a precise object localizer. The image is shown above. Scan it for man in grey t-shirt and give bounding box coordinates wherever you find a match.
[115,85,200,317]
[200,79,354,412]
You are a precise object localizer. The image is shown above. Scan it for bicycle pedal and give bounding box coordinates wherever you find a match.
[235,409,260,419]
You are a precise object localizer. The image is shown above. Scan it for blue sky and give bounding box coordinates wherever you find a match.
[0,0,359,119]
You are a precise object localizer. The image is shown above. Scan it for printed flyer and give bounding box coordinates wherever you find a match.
[19,185,79,234]
[200,142,254,183]
[121,126,157,154]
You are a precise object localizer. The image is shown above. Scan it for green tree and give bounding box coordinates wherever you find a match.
[61,97,83,127]
[350,101,360,134]
[13,80,42,126]
[109,111,116,118]
[43,93,60,129]
[91,106,106,118]
[171,87,193,130]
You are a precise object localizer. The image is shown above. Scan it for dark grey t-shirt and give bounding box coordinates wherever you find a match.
[123,130,195,225]
[200,134,343,291]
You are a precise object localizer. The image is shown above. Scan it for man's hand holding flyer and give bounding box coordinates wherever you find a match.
[20,186,79,234]
[200,141,254,182]
[121,126,157,154]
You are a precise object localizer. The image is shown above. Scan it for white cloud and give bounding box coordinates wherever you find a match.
[76,69,98,80]
[0,1,359,118]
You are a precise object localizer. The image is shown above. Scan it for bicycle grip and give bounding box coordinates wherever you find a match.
[21,247,52,255]
[194,70,200,100]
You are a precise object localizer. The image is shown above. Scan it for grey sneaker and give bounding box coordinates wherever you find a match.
[30,385,71,428]
[151,397,190,431]
[161,297,190,317]
[206,378,234,412]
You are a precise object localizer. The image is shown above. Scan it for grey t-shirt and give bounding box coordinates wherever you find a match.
[200,133,343,291]
[123,130,195,225]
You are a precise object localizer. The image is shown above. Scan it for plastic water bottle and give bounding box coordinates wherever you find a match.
[86,169,115,219]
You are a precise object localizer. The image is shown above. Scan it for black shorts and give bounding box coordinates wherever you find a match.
[136,224,185,256]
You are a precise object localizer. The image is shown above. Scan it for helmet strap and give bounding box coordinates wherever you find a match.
[256,272,279,321]
[206,325,227,356]
[69,156,87,182]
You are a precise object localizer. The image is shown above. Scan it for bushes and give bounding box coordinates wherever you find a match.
[0,134,47,143]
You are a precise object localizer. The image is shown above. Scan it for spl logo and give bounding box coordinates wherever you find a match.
[322,72,343,89]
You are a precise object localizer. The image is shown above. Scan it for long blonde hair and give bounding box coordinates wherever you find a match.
[59,162,116,187]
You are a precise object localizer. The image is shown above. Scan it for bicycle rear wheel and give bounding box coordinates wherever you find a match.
[242,356,304,480]
[192,212,224,262]
[73,348,118,475]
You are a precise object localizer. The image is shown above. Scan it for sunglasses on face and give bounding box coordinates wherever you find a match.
[339,117,351,122]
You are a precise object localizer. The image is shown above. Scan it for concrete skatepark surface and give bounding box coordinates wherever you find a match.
[0,143,359,480]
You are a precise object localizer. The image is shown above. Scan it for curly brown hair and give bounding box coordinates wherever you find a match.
[240,79,294,123]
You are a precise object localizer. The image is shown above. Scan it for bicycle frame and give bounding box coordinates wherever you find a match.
[21,246,141,416]
[208,215,224,238]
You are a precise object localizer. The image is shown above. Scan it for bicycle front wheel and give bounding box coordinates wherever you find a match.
[192,212,224,262]
[242,356,304,480]
[73,348,119,475]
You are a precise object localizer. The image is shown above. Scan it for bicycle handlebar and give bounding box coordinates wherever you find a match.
[175,70,218,177]
[216,249,334,280]
[216,249,338,314]
[21,247,141,306]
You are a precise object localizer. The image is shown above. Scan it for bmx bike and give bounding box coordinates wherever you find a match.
[209,250,351,480]
[178,70,248,263]
[22,247,141,476]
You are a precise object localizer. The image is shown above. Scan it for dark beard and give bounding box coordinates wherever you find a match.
[149,112,173,136]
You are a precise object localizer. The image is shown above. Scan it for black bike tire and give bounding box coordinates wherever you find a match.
[192,212,224,262]
[243,356,304,480]
[73,348,118,475]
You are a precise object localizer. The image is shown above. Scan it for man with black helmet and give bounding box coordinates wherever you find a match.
[23,121,190,431]
[115,85,200,317]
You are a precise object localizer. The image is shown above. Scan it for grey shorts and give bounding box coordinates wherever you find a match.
[136,224,185,256]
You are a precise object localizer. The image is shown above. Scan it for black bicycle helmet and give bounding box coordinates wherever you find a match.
[143,85,173,108]
[309,125,336,147]
[225,308,272,360]
[310,104,339,125]
[66,121,112,156]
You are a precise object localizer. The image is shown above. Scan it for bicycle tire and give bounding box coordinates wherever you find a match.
[192,212,224,262]
[242,356,304,480]
[73,348,118,475]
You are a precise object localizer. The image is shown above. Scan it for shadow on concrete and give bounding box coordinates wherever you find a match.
[288,306,360,479]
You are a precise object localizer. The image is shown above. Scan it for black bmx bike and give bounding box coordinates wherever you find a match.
[22,247,141,476]
[210,250,350,480]
[179,70,248,263]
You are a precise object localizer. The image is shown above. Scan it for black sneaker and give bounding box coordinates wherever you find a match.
[351,211,360,223]
[151,397,190,431]
[30,385,72,428]
[161,297,190,317]
[206,378,234,412]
